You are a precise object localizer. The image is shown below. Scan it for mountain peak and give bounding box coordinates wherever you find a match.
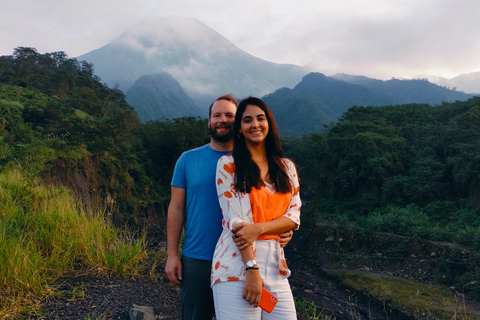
[115,15,235,52]
[77,16,310,109]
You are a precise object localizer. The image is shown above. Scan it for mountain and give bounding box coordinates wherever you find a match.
[264,73,474,136]
[77,16,311,111]
[125,72,202,122]
[420,71,480,95]
[331,73,473,104]
[75,16,476,130]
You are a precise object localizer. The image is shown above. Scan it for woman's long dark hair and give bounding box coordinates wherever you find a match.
[232,97,293,193]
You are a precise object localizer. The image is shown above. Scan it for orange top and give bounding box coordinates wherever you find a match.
[249,186,292,240]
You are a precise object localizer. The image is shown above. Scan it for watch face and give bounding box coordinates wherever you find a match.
[246,260,256,268]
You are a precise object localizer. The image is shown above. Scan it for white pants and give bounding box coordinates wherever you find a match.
[212,240,296,320]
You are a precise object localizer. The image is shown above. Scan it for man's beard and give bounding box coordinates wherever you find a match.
[209,126,233,143]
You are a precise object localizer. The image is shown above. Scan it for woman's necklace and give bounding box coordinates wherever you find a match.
[263,180,276,193]
[263,180,275,188]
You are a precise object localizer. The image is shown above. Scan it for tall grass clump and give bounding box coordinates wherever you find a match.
[0,169,146,317]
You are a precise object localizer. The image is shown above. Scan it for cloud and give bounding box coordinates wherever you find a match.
[0,0,144,57]
[1,0,479,79]
[234,0,480,79]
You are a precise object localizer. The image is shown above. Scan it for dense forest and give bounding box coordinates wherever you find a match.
[285,98,480,244]
[1,48,480,307]
[0,47,210,226]
[282,97,480,299]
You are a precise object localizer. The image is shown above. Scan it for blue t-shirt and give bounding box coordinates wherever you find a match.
[171,144,231,261]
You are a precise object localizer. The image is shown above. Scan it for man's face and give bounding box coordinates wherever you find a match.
[208,99,236,142]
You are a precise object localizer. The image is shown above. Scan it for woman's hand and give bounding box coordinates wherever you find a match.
[232,222,262,250]
[243,269,264,307]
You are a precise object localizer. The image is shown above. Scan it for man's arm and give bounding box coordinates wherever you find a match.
[165,186,186,286]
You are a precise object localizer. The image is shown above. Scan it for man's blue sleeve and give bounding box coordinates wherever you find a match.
[171,152,187,189]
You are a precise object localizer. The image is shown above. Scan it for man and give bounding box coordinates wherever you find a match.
[165,94,292,320]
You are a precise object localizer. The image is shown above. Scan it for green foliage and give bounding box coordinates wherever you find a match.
[0,48,212,318]
[0,48,211,227]
[3,46,480,310]
[295,298,333,319]
[265,72,473,136]
[287,98,480,235]
[0,170,146,318]
[329,270,473,319]
[286,97,480,300]
[135,117,210,198]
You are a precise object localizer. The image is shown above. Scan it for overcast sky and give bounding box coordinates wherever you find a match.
[1,0,479,80]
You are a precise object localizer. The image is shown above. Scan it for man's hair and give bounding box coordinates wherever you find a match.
[209,94,238,118]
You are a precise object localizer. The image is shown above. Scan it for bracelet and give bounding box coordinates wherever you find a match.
[246,267,259,271]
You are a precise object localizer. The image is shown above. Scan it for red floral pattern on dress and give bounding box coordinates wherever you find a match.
[223,162,235,174]
[211,155,301,286]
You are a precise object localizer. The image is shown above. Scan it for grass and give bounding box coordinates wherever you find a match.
[0,169,147,319]
[83,314,107,320]
[328,270,476,319]
[295,297,335,319]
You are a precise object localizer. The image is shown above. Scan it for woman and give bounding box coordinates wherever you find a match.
[211,97,301,319]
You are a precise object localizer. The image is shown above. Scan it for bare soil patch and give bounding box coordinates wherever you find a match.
[31,225,479,320]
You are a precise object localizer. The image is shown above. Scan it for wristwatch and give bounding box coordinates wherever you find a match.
[245,260,257,269]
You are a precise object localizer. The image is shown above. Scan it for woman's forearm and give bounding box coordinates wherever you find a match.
[239,244,255,263]
[233,217,297,249]
[255,216,297,236]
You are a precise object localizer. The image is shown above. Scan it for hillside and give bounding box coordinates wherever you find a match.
[0,47,210,223]
[332,73,477,101]
[125,72,202,121]
[265,72,474,135]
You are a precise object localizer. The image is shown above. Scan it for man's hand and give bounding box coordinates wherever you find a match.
[165,186,185,286]
[165,255,182,286]
[278,230,293,248]
[232,222,261,250]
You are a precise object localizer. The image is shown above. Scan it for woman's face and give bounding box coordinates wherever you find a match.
[239,104,269,146]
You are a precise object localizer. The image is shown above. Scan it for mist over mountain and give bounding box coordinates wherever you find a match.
[331,73,473,104]
[265,73,474,136]
[125,72,202,122]
[77,16,311,110]
[421,71,480,95]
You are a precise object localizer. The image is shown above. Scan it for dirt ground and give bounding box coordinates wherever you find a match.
[33,223,480,320]
[37,253,392,320]
[34,228,413,320]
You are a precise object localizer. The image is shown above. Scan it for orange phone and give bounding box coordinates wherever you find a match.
[259,287,278,313]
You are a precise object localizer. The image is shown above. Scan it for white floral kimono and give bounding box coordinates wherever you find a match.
[211,154,301,286]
